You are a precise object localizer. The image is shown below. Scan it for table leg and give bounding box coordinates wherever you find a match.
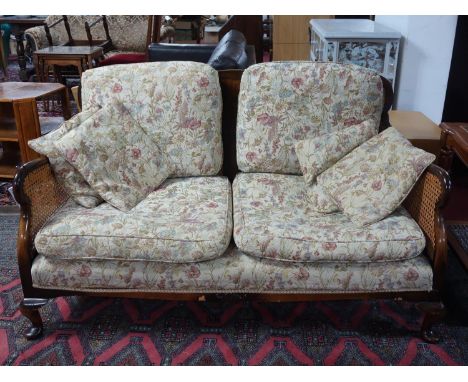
[60,88,71,120]
[77,59,84,77]
[87,54,93,71]
[13,29,28,81]
[34,56,42,82]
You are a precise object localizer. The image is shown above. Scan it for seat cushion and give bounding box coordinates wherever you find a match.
[233,173,426,263]
[35,176,232,264]
[31,244,433,293]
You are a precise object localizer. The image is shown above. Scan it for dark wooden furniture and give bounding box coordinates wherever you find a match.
[0,29,8,79]
[44,15,114,53]
[439,122,468,270]
[446,220,468,271]
[13,71,451,344]
[0,82,70,179]
[33,45,103,82]
[439,123,468,171]
[389,111,442,156]
[84,16,114,54]
[44,16,73,46]
[0,16,46,81]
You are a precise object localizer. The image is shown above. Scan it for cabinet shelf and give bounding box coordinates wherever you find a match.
[0,116,63,143]
[0,82,69,179]
[0,116,19,142]
[0,147,21,179]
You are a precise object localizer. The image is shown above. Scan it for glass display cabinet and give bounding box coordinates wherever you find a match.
[309,19,401,88]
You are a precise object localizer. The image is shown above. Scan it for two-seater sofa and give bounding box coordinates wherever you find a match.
[14,61,450,343]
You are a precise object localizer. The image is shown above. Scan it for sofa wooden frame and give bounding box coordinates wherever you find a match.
[13,70,451,343]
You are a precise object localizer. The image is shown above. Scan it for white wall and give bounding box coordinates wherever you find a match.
[375,16,457,123]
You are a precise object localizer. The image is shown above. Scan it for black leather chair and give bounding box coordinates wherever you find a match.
[148,29,256,70]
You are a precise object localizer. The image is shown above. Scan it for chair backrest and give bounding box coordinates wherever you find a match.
[81,62,223,177]
[84,15,114,53]
[43,15,151,52]
[236,61,386,174]
[44,15,73,46]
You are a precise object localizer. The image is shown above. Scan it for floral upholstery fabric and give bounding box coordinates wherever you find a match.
[55,102,172,212]
[233,173,426,263]
[35,177,232,263]
[81,62,223,177]
[318,127,436,227]
[25,16,151,52]
[31,244,433,293]
[237,62,384,174]
[28,109,103,208]
[295,120,376,185]
[307,183,339,214]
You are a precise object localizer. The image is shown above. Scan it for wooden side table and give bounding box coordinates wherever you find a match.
[439,122,468,271]
[0,82,70,179]
[33,45,104,83]
[439,123,468,171]
[389,110,441,156]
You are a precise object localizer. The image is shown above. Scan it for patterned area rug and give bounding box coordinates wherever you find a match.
[0,182,17,208]
[1,214,468,365]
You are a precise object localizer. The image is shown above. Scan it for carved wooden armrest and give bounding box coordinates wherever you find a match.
[402,164,451,291]
[13,158,69,259]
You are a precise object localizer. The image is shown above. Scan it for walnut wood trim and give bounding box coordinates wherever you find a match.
[24,286,440,303]
[427,165,451,292]
[13,158,69,298]
[145,16,154,60]
[152,16,161,43]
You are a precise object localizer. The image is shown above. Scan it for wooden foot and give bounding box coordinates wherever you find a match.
[417,302,446,344]
[19,298,48,340]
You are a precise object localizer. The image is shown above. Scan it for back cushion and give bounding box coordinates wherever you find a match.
[81,62,223,177]
[236,62,384,174]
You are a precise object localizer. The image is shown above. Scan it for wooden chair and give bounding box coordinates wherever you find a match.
[44,15,113,53]
[44,16,73,46]
[84,16,115,54]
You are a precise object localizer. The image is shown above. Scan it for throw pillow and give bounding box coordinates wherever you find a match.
[55,102,173,212]
[28,108,103,208]
[317,127,436,227]
[307,183,339,214]
[295,120,377,185]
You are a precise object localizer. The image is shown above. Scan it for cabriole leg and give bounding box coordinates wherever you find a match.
[19,298,49,340]
[417,302,446,344]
